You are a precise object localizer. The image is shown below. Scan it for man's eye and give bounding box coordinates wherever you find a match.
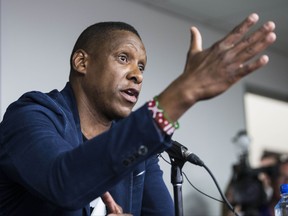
[119,54,128,62]
[138,64,145,72]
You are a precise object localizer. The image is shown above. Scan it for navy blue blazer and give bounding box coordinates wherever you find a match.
[0,83,174,216]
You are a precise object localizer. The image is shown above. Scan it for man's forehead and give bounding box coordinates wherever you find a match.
[109,30,143,46]
[97,30,146,53]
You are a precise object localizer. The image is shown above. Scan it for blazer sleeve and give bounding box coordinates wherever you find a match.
[0,97,172,210]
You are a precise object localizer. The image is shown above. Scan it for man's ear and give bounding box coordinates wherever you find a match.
[71,49,89,74]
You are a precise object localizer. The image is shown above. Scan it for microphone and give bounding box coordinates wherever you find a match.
[166,140,204,166]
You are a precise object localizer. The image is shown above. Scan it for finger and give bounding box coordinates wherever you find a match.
[219,13,259,49]
[101,192,123,214]
[233,21,276,63]
[247,54,270,72]
[189,26,202,55]
[236,55,269,80]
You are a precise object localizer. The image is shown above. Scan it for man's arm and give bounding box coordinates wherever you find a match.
[0,102,170,210]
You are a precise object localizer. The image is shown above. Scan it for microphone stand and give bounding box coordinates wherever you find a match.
[169,154,185,216]
[166,140,240,216]
[166,141,203,216]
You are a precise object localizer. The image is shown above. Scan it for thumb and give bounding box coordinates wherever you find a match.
[189,26,202,54]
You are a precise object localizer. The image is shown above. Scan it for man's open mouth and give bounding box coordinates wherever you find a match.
[121,88,139,103]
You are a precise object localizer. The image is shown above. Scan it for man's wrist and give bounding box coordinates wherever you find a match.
[147,96,179,135]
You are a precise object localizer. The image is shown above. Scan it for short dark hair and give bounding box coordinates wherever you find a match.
[69,21,141,70]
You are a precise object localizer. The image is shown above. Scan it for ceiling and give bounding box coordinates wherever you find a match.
[133,0,288,57]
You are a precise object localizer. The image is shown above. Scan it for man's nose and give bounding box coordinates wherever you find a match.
[126,66,143,84]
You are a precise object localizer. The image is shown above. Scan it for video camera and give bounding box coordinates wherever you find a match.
[230,152,278,215]
[228,130,279,215]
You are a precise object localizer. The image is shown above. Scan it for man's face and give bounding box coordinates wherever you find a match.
[81,30,147,120]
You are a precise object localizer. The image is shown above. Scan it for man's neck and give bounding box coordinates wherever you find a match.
[71,81,112,139]
[79,109,112,139]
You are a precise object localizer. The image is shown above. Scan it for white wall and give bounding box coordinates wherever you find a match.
[1,0,288,215]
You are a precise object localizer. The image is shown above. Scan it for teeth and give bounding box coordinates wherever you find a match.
[124,90,131,96]
[126,89,135,96]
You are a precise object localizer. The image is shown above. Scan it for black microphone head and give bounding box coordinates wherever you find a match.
[166,140,204,166]
[165,140,187,160]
